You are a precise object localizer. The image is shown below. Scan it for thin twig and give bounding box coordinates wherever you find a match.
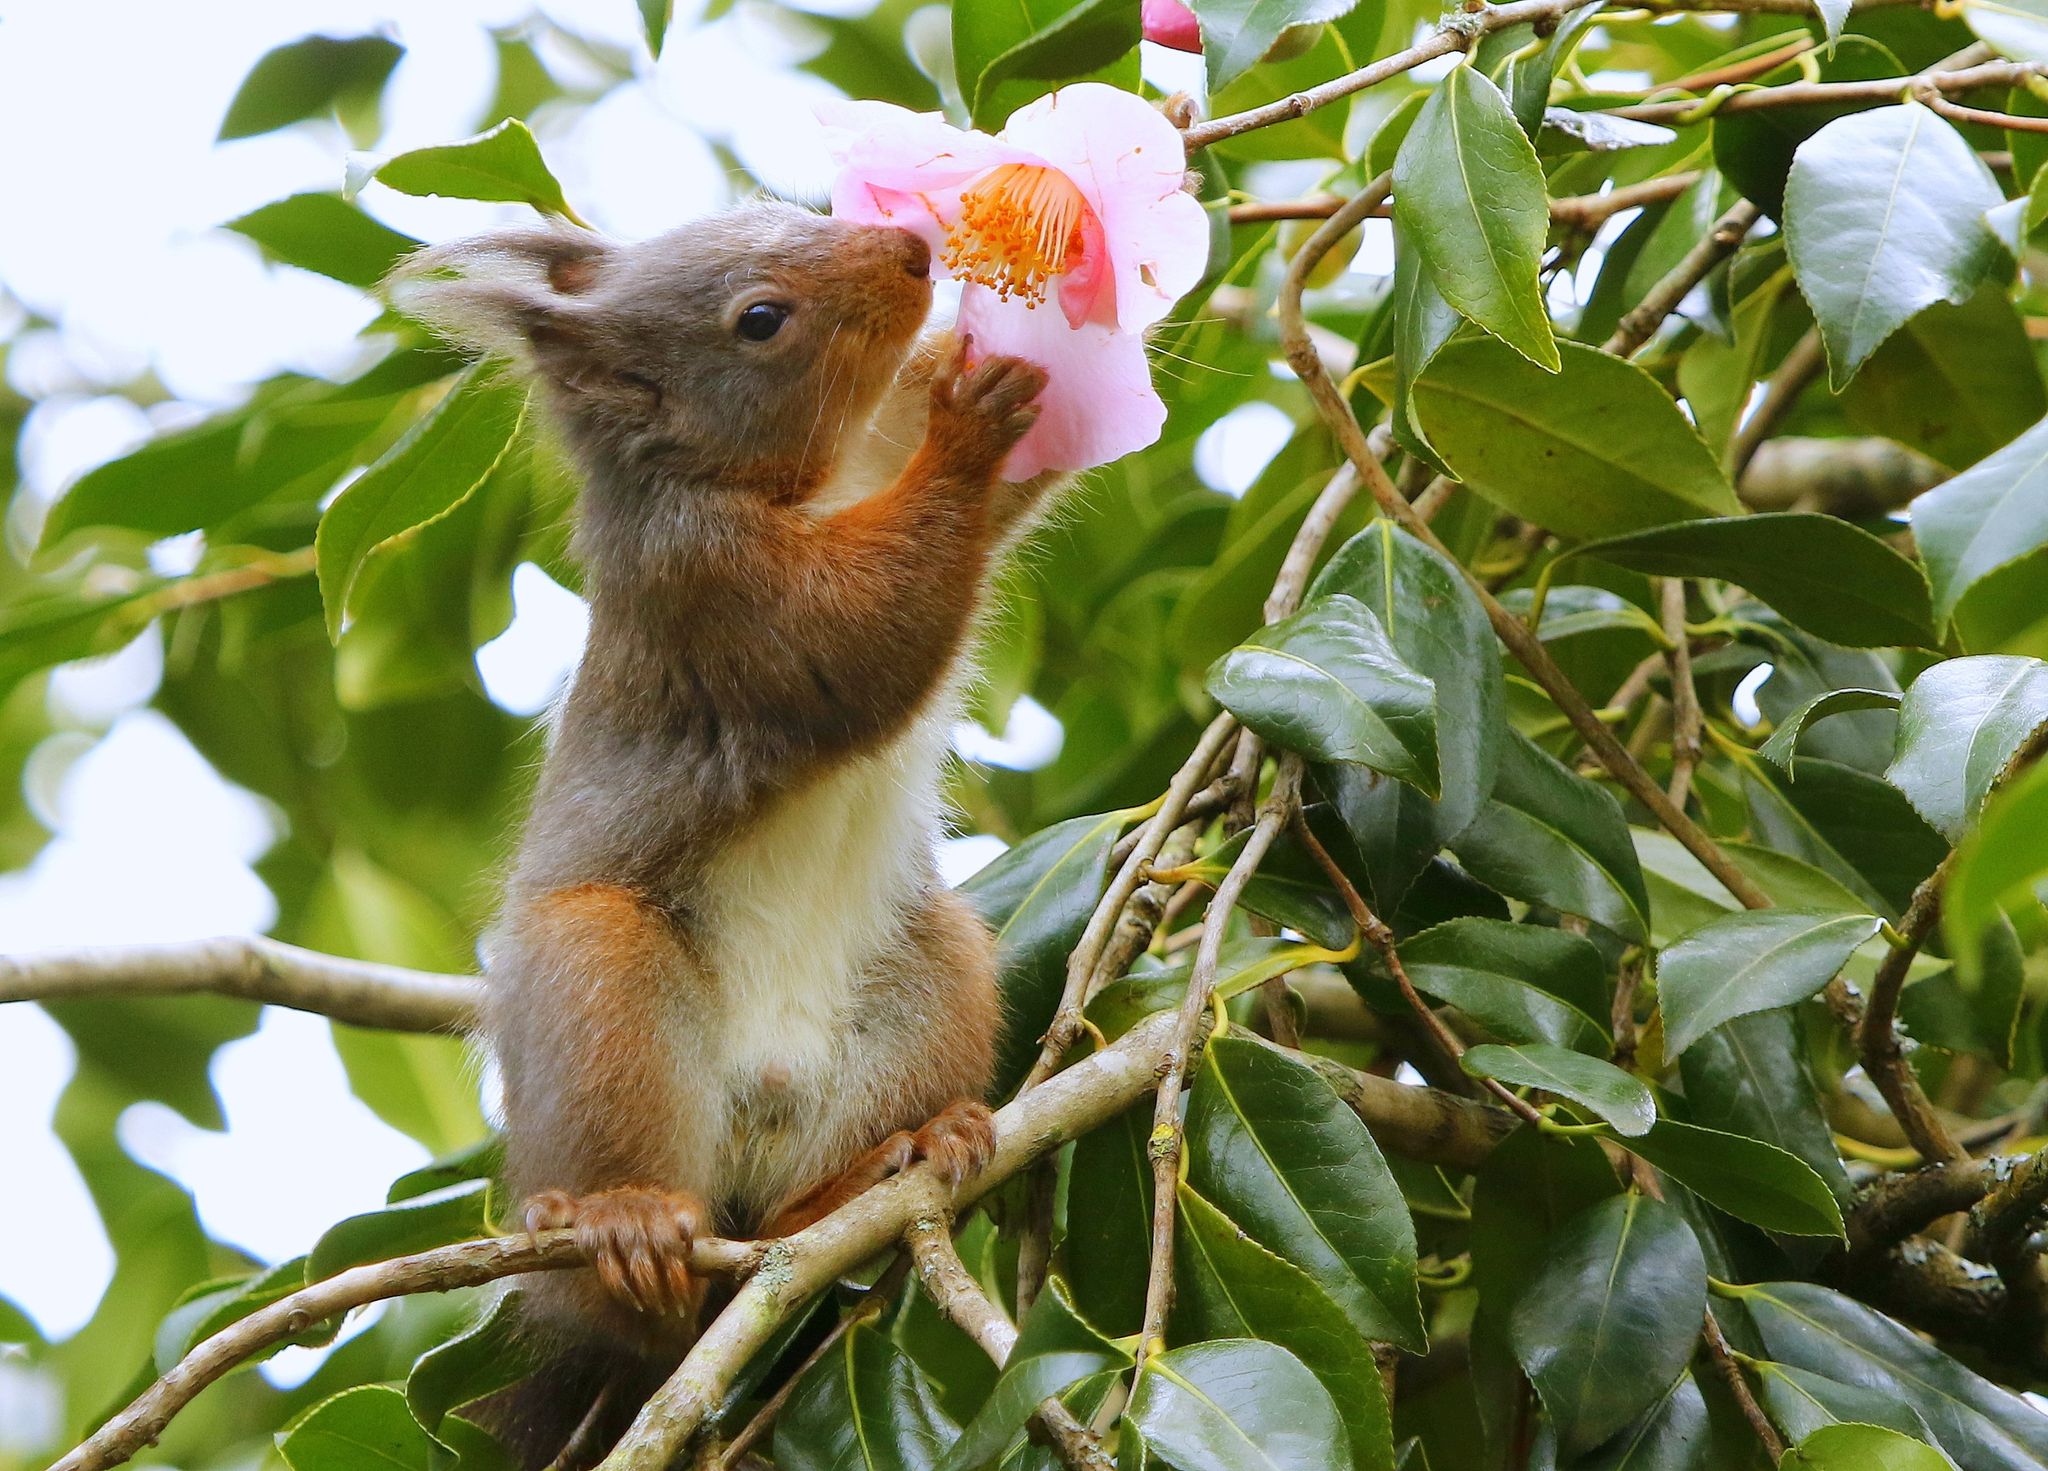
[1613,58,2048,125]
[1137,761,1303,1356]
[1702,1308,1785,1460]
[1602,199,1760,358]
[1861,854,1969,1164]
[55,1232,763,1471]
[1729,329,1824,480]
[1659,581,1703,811]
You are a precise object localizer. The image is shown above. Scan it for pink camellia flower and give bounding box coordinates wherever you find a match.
[1142,0,1204,52]
[821,83,1210,480]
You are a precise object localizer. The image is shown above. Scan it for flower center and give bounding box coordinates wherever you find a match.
[942,163,1088,305]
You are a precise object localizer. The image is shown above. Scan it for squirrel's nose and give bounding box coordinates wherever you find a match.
[893,229,931,280]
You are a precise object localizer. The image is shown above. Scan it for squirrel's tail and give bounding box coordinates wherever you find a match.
[469,1343,679,1471]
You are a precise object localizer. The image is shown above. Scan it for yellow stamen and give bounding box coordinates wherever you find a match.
[942,163,1088,306]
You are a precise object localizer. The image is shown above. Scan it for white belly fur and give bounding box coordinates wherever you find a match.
[696,701,950,1082]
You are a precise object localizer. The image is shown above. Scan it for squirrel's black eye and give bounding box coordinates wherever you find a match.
[736,302,789,342]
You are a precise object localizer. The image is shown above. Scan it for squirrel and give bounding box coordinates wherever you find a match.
[390,200,1057,1468]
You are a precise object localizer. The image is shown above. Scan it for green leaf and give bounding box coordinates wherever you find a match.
[961,808,1127,1091]
[1754,1361,1945,1447]
[1572,514,1935,649]
[936,1278,1128,1471]
[1453,729,1651,942]
[1128,1339,1350,1471]
[1461,1042,1655,1135]
[954,0,1142,129]
[389,1137,502,1203]
[316,367,527,639]
[775,1321,959,1471]
[1945,755,2048,982]
[1888,655,2048,841]
[1388,213,1460,472]
[1841,288,2047,472]
[366,119,580,218]
[1310,520,1505,905]
[277,1385,434,1471]
[1913,412,2048,631]
[1622,1120,1845,1236]
[1510,1195,1706,1459]
[1783,1423,1959,1471]
[1393,64,1558,370]
[407,1290,546,1435]
[1192,0,1364,92]
[226,193,420,288]
[1963,0,2048,61]
[1206,593,1440,795]
[1185,1036,1424,1350]
[1064,1103,1154,1336]
[1410,338,1743,541]
[1176,1185,1395,1471]
[219,33,402,141]
[1761,689,1902,771]
[1353,917,1611,1054]
[1741,1280,2048,1464]
[306,1180,492,1280]
[1578,1375,1717,1471]
[1656,908,1883,1058]
[1747,757,1948,917]
[1783,104,2004,388]
[1679,1010,1851,1207]
[639,0,673,56]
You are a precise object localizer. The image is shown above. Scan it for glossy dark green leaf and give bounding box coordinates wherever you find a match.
[1206,592,1440,795]
[1656,908,1882,1057]
[1578,1374,1716,1471]
[1841,288,2046,472]
[1945,756,2048,983]
[1128,1339,1350,1471]
[1063,1103,1153,1336]
[1388,213,1460,472]
[276,1384,434,1471]
[955,0,1142,128]
[226,193,420,288]
[1310,520,1505,902]
[367,119,579,217]
[1393,64,1559,369]
[306,1179,491,1280]
[315,367,527,639]
[1166,828,1357,950]
[776,1321,959,1471]
[1411,338,1742,541]
[1760,689,1902,771]
[1508,1194,1706,1459]
[1176,1185,1394,1471]
[1499,584,1662,644]
[937,1277,1128,1471]
[1741,1279,2048,1468]
[1783,1424,1958,1471]
[1783,104,2004,387]
[1572,514,1935,649]
[1887,655,2048,841]
[1354,917,1610,1054]
[1462,1042,1655,1135]
[1185,1036,1424,1350]
[1913,412,2048,630]
[962,808,1128,1091]
[1754,1360,1944,1447]
[1679,1010,1850,1205]
[407,1290,545,1435]
[1622,1120,1844,1236]
[219,33,402,140]
[1747,757,1948,917]
[1453,729,1651,942]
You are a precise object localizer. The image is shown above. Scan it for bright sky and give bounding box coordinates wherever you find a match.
[0,0,1251,1375]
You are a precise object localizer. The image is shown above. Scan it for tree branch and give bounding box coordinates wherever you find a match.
[1602,199,1760,359]
[1,937,480,1033]
[54,1231,763,1471]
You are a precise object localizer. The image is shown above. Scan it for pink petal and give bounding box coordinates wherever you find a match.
[817,99,1019,261]
[1142,0,1203,51]
[959,287,1166,480]
[997,84,1211,333]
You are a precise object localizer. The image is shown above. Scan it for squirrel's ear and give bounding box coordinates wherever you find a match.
[385,226,612,378]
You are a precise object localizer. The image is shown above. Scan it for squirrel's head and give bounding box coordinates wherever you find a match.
[387,200,933,490]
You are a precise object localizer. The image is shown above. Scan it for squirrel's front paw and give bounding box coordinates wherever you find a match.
[909,1099,997,1188]
[524,1185,707,1318]
[927,334,1046,477]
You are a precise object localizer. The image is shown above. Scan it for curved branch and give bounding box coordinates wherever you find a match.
[1,937,481,1033]
[54,1231,762,1471]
